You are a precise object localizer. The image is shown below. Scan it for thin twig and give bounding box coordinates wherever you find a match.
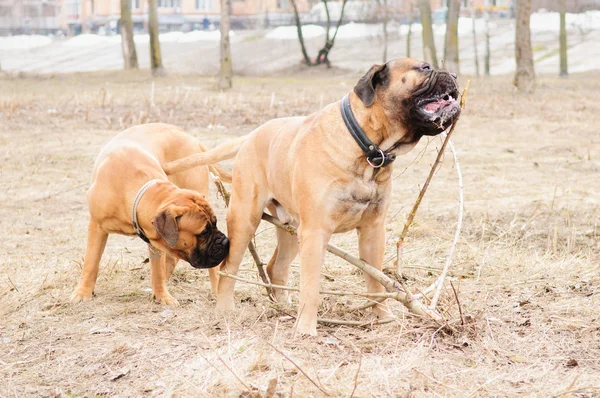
[429,137,464,310]
[349,297,386,311]
[396,80,470,274]
[199,330,252,393]
[349,355,362,398]
[318,317,396,327]
[263,340,330,396]
[450,281,464,325]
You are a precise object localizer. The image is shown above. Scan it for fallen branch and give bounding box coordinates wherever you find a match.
[217,270,403,299]
[260,213,443,322]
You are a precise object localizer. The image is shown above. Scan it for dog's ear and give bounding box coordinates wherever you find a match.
[354,63,389,107]
[152,210,180,247]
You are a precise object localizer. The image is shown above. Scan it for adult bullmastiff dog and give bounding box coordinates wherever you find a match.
[165,58,461,335]
[71,123,230,306]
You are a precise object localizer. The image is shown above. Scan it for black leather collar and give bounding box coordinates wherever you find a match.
[340,94,396,168]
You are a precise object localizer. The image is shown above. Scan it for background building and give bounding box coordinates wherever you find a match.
[0,0,598,36]
[0,0,62,35]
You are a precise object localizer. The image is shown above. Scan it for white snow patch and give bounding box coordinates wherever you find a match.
[179,30,235,42]
[266,24,325,40]
[331,22,382,39]
[64,34,118,47]
[0,35,52,50]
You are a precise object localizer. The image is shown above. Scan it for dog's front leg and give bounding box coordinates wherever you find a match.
[150,248,179,306]
[357,221,393,318]
[71,220,108,303]
[296,226,332,336]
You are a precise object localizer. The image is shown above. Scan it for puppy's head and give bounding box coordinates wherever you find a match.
[150,191,229,269]
[354,58,461,137]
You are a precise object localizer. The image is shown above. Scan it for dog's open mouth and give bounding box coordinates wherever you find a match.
[422,93,458,114]
[415,86,461,134]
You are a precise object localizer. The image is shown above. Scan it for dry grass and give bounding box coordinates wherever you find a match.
[1,69,599,397]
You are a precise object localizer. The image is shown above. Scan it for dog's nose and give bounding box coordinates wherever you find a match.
[450,73,457,80]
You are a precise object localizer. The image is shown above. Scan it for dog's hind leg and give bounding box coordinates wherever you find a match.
[265,203,298,303]
[71,220,108,303]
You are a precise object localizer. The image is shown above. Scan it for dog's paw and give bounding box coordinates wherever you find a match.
[272,289,291,304]
[215,298,235,313]
[373,303,395,319]
[295,317,318,337]
[155,294,180,307]
[70,290,93,304]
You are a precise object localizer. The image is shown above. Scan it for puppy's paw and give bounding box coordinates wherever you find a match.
[155,294,180,307]
[70,290,93,304]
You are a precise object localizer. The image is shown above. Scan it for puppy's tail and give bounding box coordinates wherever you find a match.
[163,135,247,178]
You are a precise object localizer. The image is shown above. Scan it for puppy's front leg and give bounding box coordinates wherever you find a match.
[296,226,332,336]
[71,220,108,303]
[149,248,179,306]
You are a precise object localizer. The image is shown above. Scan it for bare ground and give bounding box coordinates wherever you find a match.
[1,70,599,397]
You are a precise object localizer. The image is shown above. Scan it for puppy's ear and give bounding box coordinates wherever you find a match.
[152,210,179,247]
[354,63,389,107]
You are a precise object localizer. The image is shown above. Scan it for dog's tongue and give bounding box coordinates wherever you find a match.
[424,99,449,112]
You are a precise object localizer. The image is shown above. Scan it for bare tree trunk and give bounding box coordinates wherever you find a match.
[315,0,331,65]
[120,0,138,69]
[484,0,491,76]
[323,0,331,42]
[417,0,438,68]
[319,0,348,65]
[559,0,568,77]
[407,1,413,58]
[148,0,164,76]
[329,0,348,42]
[514,0,535,92]
[290,0,313,65]
[219,0,232,89]
[444,0,461,73]
[382,0,388,63]
[471,1,480,77]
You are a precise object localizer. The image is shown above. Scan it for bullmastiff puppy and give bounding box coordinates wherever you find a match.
[70,123,230,306]
[165,58,461,335]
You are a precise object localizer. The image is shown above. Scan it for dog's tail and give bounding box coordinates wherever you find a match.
[163,135,247,180]
[208,164,233,184]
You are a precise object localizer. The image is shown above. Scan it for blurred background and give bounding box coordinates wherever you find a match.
[1,0,599,76]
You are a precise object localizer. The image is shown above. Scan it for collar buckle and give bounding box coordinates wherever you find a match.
[340,94,396,169]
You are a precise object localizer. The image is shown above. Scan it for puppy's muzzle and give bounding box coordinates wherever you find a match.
[189,230,229,269]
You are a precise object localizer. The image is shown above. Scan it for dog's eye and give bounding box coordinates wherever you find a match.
[421,64,432,71]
